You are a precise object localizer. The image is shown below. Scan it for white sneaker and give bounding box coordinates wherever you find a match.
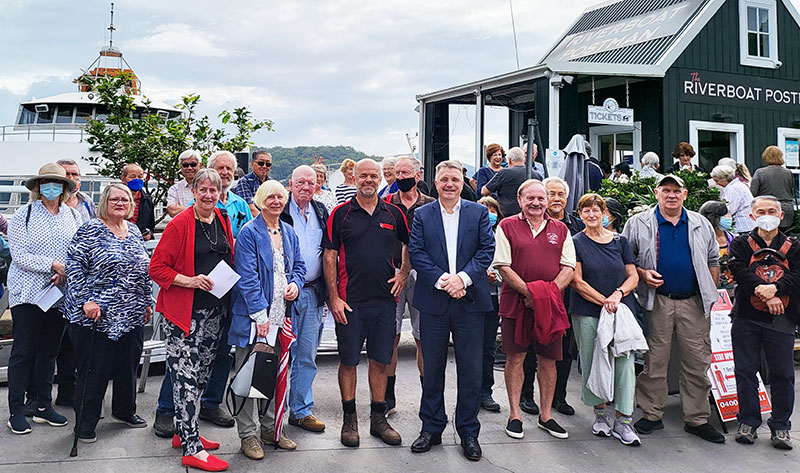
[612,416,641,446]
[592,408,613,437]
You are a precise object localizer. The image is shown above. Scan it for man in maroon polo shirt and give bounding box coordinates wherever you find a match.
[493,179,576,440]
[323,158,410,448]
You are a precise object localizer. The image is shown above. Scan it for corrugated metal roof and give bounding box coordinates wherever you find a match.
[571,35,676,65]
[566,0,692,35]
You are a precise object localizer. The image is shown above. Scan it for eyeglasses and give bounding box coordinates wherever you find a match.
[254,161,272,167]
[181,162,199,168]
[108,197,131,205]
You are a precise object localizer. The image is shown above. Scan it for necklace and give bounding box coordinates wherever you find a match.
[268,226,281,235]
[197,213,219,246]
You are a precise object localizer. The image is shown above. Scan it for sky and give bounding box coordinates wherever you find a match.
[1,0,799,165]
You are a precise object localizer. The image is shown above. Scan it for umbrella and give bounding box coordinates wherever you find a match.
[561,134,591,214]
[273,315,296,444]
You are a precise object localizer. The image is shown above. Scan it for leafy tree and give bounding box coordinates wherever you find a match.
[258,145,380,180]
[81,74,272,220]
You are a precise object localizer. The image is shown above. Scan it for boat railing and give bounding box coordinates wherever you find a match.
[0,124,93,143]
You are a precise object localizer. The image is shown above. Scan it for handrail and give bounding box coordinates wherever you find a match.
[0,124,88,142]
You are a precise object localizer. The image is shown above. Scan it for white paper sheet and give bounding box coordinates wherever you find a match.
[34,283,63,312]
[266,324,279,346]
[206,260,240,299]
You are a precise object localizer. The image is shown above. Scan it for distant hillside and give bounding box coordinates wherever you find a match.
[255,145,379,180]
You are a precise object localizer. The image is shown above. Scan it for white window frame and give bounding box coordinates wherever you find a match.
[589,122,642,170]
[688,120,745,165]
[739,0,780,69]
[778,127,800,169]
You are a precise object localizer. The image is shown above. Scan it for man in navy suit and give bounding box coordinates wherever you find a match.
[408,160,495,461]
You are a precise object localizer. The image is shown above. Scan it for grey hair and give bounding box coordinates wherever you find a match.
[192,168,222,192]
[396,156,420,172]
[97,183,134,220]
[56,158,79,170]
[208,150,235,169]
[435,160,464,178]
[506,147,525,163]
[641,152,660,169]
[751,195,781,210]
[382,156,399,168]
[718,157,737,169]
[710,165,736,182]
[542,176,570,197]
[178,149,202,163]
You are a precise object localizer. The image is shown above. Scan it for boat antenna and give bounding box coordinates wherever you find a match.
[509,0,520,69]
[108,3,116,49]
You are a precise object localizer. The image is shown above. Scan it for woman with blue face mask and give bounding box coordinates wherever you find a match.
[602,198,625,233]
[699,201,736,291]
[5,163,83,435]
[120,163,155,241]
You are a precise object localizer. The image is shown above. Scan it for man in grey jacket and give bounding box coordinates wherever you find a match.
[622,174,724,443]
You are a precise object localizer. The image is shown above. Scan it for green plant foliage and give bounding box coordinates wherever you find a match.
[257,146,380,181]
[598,169,722,222]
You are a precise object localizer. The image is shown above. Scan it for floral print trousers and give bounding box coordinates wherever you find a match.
[166,306,226,455]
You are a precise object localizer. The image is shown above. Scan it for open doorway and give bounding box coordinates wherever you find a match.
[589,123,642,170]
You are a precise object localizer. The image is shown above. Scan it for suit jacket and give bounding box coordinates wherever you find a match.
[409,199,495,315]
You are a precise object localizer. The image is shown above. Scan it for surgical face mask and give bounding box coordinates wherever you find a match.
[396,176,416,193]
[718,216,734,231]
[39,182,63,201]
[755,215,780,232]
[126,178,145,192]
[602,215,611,228]
[488,212,498,226]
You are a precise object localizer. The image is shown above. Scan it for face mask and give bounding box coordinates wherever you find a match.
[755,215,780,232]
[396,177,416,193]
[488,212,498,226]
[602,216,611,228]
[39,182,63,201]
[718,217,733,231]
[126,178,145,192]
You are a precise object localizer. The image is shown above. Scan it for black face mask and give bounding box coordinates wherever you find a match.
[396,177,416,192]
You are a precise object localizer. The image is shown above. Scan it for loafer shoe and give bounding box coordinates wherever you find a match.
[289,414,326,432]
[181,453,229,471]
[112,413,148,428]
[480,396,501,412]
[538,417,568,439]
[461,437,482,461]
[684,423,725,444]
[7,414,32,435]
[552,399,575,416]
[32,406,68,427]
[633,417,664,435]
[198,406,235,428]
[173,434,220,450]
[410,431,442,453]
[520,398,539,416]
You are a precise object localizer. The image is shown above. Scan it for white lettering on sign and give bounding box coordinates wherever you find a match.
[683,78,800,105]
[545,0,702,63]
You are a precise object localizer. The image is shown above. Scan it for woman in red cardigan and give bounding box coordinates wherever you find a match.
[150,168,234,472]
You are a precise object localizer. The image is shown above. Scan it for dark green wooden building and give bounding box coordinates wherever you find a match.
[417,0,800,180]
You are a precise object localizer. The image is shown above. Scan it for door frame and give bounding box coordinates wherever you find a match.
[589,122,642,169]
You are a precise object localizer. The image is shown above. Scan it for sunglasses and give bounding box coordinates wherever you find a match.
[181,162,199,168]
[254,161,272,167]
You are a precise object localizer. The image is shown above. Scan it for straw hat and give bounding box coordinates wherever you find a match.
[25,162,77,193]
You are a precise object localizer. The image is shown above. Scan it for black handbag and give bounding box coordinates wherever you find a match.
[225,339,280,417]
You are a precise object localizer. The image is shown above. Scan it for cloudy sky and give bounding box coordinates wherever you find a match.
[1,0,798,164]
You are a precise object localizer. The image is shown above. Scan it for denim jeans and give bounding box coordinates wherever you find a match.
[156,316,232,415]
[731,316,795,431]
[289,287,324,419]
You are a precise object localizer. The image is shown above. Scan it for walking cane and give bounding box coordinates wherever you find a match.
[70,319,98,457]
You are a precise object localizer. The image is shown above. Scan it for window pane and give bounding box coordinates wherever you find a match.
[36,108,53,124]
[759,8,769,32]
[760,33,770,57]
[747,6,757,31]
[748,33,758,56]
[56,106,73,123]
[75,105,93,123]
[18,107,35,125]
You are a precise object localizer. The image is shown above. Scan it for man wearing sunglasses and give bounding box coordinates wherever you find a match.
[166,150,202,217]
[234,150,273,218]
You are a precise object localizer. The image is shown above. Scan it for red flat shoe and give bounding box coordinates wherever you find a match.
[182,453,229,471]
[172,434,221,450]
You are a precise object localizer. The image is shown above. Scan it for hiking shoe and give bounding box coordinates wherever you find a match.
[261,431,296,450]
[370,412,401,445]
[481,396,501,413]
[505,418,524,439]
[153,411,175,438]
[7,414,32,435]
[241,435,264,460]
[613,416,641,446]
[538,417,568,439]
[591,408,613,437]
[771,430,793,450]
[32,406,68,427]
[341,411,359,447]
[684,423,725,444]
[289,414,326,432]
[735,423,758,445]
[634,417,664,435]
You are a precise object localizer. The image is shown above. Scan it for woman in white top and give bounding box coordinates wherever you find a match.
[711,165,755,233]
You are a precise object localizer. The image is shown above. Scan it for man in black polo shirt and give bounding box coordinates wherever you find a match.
[324,158,410,448]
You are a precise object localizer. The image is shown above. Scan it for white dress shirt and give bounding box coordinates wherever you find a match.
[435,199,473,290]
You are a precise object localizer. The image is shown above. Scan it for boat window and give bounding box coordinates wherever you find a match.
[36,108,54,124]
[56,106,74,124]
[75,105,94,123]
[18,106,36,125]
[94,106,109,123]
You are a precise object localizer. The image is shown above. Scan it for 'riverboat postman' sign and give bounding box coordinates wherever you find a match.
[679,69,800,112]
[545,0,703,62]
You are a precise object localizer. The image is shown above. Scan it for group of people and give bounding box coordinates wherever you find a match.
[3,140,799,471]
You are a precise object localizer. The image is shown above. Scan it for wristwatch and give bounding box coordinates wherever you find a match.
[615,287,624,297]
